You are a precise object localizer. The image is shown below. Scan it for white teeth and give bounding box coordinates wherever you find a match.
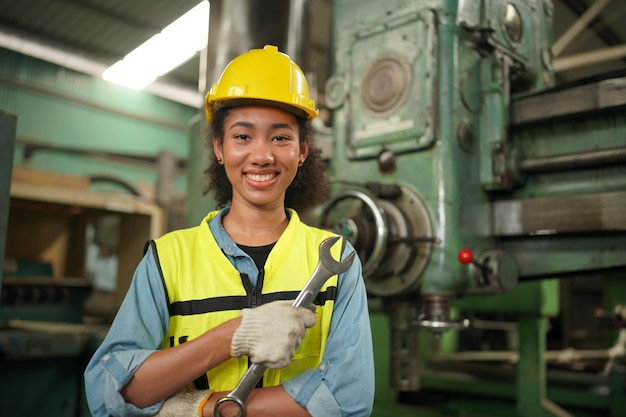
[247,173,275,182]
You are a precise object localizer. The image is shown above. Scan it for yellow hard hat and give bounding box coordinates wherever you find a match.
[205,45,318,122]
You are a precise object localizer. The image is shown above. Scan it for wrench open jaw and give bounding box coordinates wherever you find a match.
[214,236,355,417]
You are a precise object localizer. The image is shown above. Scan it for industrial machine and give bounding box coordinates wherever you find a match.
[315,0,626,416]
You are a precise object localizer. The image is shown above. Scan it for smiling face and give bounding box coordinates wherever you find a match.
[213,105,309,211]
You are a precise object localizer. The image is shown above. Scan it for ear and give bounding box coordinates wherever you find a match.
[299,142,309,161]
[213,137,223,161]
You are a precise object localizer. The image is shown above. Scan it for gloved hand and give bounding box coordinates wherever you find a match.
[231,300,317,368]
[154,384,213,417]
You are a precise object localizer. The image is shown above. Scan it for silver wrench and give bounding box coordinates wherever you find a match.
[214,235,355,417]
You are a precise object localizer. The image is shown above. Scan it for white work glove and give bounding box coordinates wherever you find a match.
[231,300,317,369]
[154,384,213,417]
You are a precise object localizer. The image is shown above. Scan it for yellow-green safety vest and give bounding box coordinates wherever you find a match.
[149,209,341,391]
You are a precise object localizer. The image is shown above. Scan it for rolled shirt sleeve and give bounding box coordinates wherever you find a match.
[84,248,169,417]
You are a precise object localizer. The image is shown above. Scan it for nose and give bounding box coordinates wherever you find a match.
[249,139,274,165]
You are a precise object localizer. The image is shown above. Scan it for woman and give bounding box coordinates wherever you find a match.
[84,45,374,417]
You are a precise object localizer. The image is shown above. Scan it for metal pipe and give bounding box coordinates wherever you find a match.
[554,43,626,73]
[18,136,187,171]
[429,348,616,363]
[552,0,611,58]
[0,75,188,131]
[204,0,309,88]
[520,147,626,173]
[286,0,309,63]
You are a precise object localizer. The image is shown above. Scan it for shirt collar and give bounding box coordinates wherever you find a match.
[207,207,241,257]
[206,207,294,257]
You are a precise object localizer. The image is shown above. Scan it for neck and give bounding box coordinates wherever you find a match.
[223,205,288,246]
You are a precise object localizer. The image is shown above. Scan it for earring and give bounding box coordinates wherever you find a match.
[217,157,223,164]
[298,158,304,166]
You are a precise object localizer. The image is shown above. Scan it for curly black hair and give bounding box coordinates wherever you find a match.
[203,105,330,214]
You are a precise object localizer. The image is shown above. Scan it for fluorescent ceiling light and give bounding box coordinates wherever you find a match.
[103,1,209,90]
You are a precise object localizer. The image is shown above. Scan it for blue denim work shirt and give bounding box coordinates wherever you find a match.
[84,208,375,417]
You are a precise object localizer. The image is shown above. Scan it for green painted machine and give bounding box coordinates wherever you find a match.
[316,0,626,416]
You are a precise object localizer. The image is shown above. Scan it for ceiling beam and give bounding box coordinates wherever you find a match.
[557,0,625,51]
[553,0,612,57]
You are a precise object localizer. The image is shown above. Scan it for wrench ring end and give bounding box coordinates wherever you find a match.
[214,395,244,417]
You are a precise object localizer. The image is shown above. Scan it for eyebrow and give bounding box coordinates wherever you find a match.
[229,121,254,129]
[228,121,295,132]
[270,122,295,131]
